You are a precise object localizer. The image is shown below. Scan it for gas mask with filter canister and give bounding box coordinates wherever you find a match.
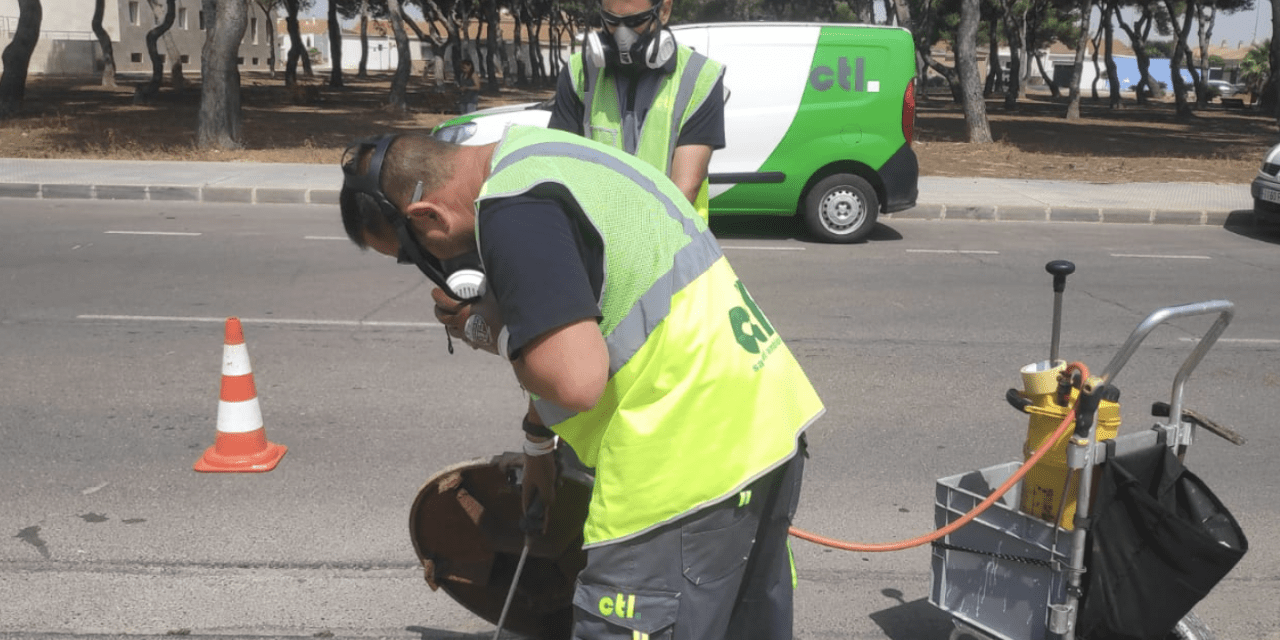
[341,135,503,355]
[584,0,675,73]
[340,134,487,303]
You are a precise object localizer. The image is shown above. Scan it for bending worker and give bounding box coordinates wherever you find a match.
[338,127,823,639]
[547,0,725,219]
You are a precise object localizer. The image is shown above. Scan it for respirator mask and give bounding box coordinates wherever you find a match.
[585,1,675,72]
[340,135,486,303]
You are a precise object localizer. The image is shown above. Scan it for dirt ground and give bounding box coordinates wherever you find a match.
[0,71,1272,184]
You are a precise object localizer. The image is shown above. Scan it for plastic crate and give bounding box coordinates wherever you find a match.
[929,461,1073,640]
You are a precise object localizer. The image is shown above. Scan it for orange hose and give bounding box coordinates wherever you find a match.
[789,362,1090,552]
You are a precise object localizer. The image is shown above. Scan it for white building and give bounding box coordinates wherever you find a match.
[0,0,276,75]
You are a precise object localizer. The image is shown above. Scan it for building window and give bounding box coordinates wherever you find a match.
[180,54,189,64]
[252,57,259,65]
[178,7,187,29]
[198,11,204,29]
[128,1,139,25]
[131,52,142,63]
[237,57,244,64]
[250,18,258,44]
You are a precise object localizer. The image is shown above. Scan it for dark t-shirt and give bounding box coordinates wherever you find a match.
[546,56,726,150]
[477,189,604,360]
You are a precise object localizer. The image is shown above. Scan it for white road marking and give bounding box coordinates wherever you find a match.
[1179,337,1280,345]
[105,231,202,236]
[1111,253,1211,260]
[720,245,806,251]
[77,314,439,328]
[906,249,999,254]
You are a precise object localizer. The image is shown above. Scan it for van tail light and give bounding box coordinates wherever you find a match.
[902,80,916,146]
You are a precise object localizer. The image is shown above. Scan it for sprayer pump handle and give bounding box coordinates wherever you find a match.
[1046,260,1076,293]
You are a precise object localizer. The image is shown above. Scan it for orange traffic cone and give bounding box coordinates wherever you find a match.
[194,317,287,473]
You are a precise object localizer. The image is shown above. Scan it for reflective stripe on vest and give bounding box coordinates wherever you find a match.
[478,127,824,547]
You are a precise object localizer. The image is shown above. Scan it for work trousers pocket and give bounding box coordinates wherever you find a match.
[680,492,759,586]
[573,580,679,640]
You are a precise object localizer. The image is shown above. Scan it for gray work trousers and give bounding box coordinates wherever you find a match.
[571,439,807,640]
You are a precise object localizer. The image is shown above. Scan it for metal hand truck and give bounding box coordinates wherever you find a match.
[929,263,1244,640]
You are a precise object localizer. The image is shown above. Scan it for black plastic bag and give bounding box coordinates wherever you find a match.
[1078,441,1248,640]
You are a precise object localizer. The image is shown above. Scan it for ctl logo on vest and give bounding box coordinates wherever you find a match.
[809,57,880,93]
[729,280,782,371]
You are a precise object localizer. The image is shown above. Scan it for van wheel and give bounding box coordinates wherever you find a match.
[803,174,879,243]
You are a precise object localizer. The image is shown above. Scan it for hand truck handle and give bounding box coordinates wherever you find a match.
[1091,299,1234,431]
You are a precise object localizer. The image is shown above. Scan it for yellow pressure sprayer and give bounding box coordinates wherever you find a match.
[1006,261,1119,530]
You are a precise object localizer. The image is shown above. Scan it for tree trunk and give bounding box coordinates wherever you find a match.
[284,0,309,85]
[1034,53,1060,97]
[1089,19,1103,99]
[512,4,527,85]
[92,0,117,87]
[1272,0,1280,126]
[418,0,448,89]
[1065,0,1092,120]
[985,19,1001,96]
[890,0,923,98]
[1161,0,1195,118]
[262,0,275,78]
[327,0,343,86]
[958,0,992,142]
[1116,9,1153,105]
[1003,18,1023,110]
[386,0,411,113]
[198,0,247,149]
[484,0,502,91]
[140,0,177,100]
[1103,6,1120,109]
[1193,5,1214,108]
[0,0,41,119]
[522,20,535,83]
[358,0,369,78]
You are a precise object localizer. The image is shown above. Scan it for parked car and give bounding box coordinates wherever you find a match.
[1250,142,1280,218]
[1207,79,1244,98]
[431,22,920,243]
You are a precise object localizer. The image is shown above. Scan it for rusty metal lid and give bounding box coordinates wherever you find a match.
[409,451,590,638]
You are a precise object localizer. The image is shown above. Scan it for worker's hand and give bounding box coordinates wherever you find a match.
[431,287,506,357]
[521,439,557,536]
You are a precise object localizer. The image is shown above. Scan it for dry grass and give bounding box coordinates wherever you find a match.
[1,71,1271,183]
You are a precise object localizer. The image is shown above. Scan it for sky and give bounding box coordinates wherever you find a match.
[299,2,1274,51]
[1214,2,1273,49]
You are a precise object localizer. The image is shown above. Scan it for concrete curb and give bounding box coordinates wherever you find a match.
[0,183,341,206]
[0,159,1255,226]
[882,205,1244,226]
[0,182,1249,226]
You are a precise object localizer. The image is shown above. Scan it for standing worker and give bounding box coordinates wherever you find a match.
[338,127,823,639]
[547,0,726,220]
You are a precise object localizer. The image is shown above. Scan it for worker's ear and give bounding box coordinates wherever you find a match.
[406,200,448,234]
[659,0,673,23]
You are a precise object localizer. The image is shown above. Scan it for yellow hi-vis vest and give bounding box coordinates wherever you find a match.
[569,44,724,221]
[476,126,824,548]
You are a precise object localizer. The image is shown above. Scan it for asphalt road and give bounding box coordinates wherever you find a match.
[2,199,1278,640]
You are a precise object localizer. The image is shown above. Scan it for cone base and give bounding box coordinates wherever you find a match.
[194,441,287,473]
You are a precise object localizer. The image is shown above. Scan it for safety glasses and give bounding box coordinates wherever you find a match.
[599,2,661,29]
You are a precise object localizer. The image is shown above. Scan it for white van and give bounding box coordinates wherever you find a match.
[433,22,918,243]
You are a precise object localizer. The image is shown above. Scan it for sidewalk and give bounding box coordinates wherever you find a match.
[0,158,1256,225]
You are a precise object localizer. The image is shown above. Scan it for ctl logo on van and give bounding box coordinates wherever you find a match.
[809,57,880,93]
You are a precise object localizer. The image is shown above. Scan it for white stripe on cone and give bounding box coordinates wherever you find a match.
[223,343,252,377]
[216,397,264,434]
